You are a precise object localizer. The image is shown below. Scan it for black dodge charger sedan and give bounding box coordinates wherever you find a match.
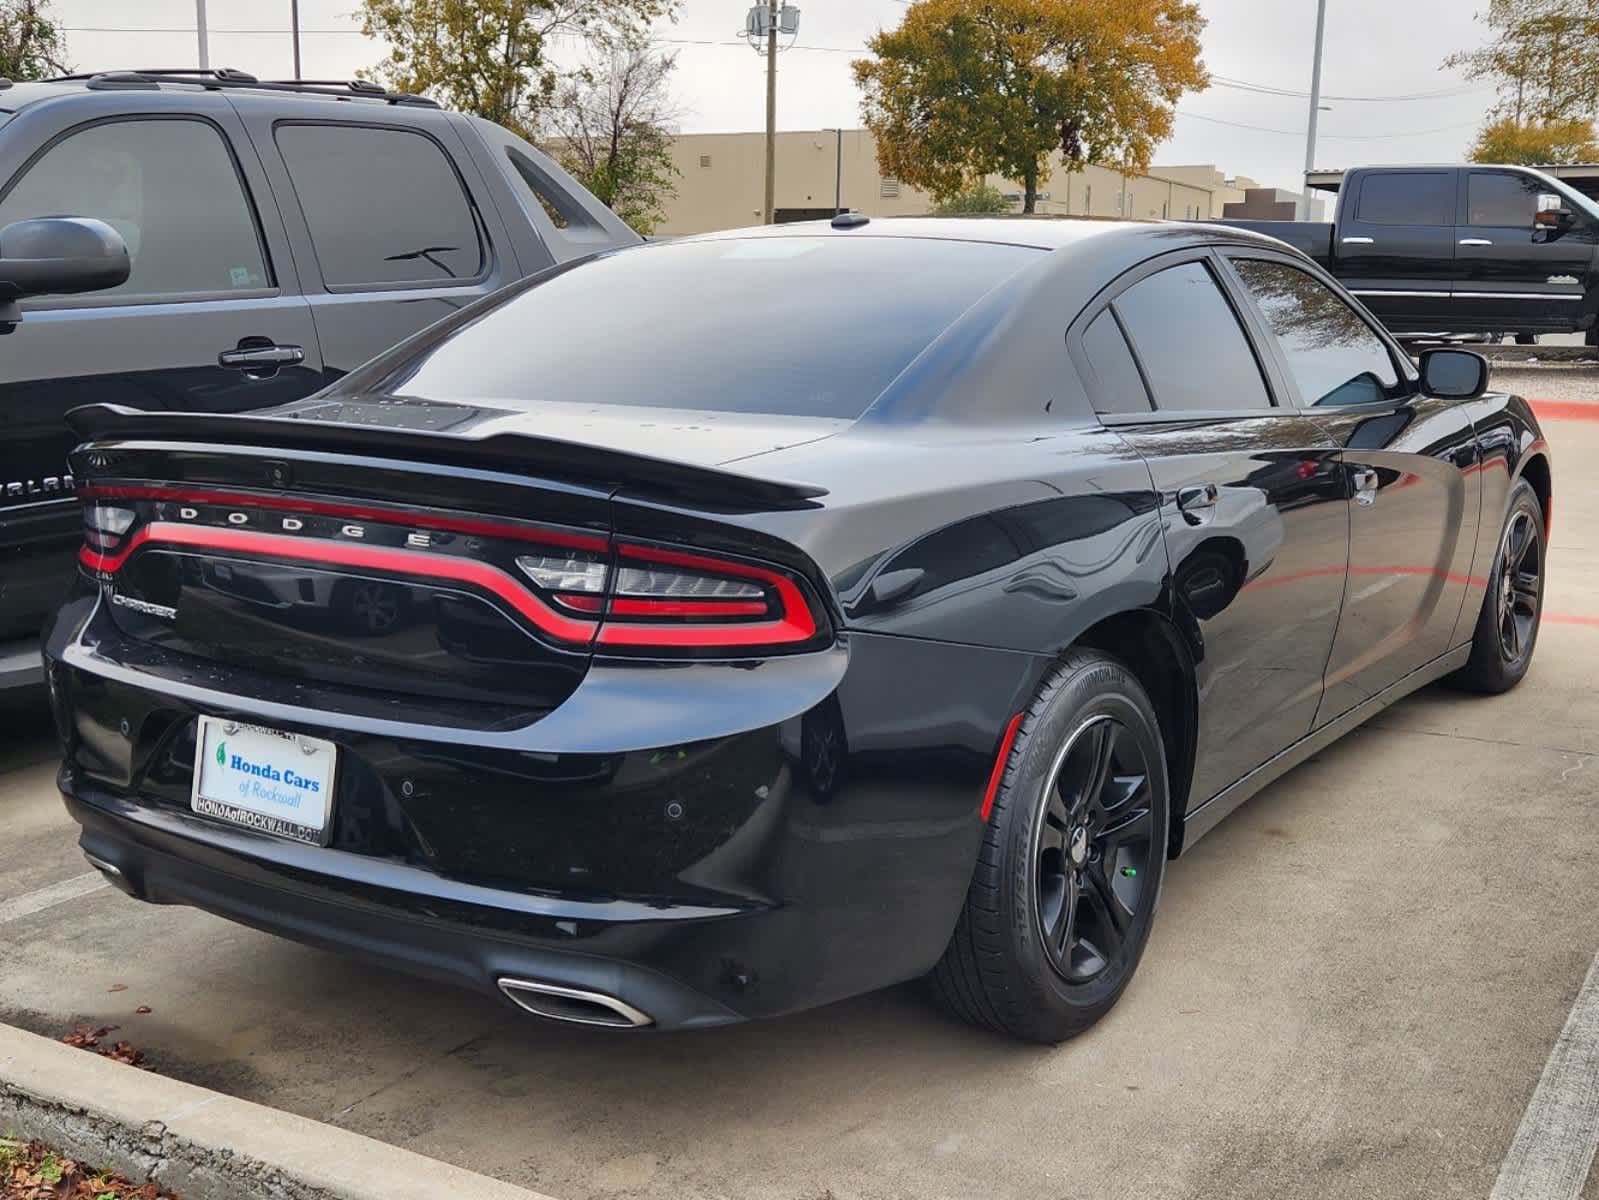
[46,217,1550,1042]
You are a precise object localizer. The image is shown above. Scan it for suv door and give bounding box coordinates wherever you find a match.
[1455,168,1598,332]
[228,97,522,383]
[1224,251,1481,723]
[1071,252,1348,809]
[0,92,321,674]
[1335,168,1459,333]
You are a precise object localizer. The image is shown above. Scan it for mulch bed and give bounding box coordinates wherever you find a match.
[0,1137,181,1199]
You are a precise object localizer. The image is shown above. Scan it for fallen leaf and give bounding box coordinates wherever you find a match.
[108,984,128,993]
[135,1005,152,1015]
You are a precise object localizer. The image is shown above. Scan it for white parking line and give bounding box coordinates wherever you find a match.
[0,872,109,925]
[1490,948,1599,1200]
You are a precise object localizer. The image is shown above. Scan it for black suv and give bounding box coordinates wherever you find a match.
[0,68,640,689]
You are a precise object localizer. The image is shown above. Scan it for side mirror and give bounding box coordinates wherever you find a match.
[1419,348,1489,400]
[1535,193,1573,231]
[0,217,130,327]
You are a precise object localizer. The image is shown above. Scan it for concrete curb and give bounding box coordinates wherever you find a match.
[0,1023,554,1200]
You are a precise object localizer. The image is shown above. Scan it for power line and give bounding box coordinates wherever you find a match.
[1177,110,1480,141]
[1210,74,1490,103]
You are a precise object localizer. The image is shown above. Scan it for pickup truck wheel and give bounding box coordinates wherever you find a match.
[1514,333,1537,345]
[1588,323,1599,347]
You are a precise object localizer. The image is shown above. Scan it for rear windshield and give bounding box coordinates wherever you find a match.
[372,236,1044,419]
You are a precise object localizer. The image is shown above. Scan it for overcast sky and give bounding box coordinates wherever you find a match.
[60,0,1499,192]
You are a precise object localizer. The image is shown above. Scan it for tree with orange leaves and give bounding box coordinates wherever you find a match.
[853,0,1208,214]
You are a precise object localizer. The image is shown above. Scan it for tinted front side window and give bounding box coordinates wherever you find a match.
[372,236,1043,418]
[1467,171,1541,227]
[276,124,483,286]
[1082,310,1151,414]
[0,118,268,298]
[1355,172,1455,227]
[1232,259,1400,407]
[1112,261,1271,413]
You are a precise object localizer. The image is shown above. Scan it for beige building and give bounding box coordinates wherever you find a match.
[657,128,1268,236]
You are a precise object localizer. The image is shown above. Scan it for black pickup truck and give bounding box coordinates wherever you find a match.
[1223,164,1599,343]
[0,69,640,691]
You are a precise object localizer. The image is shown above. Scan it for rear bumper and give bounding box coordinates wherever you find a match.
[48,595,1051,1027]
[67,781,744,1029]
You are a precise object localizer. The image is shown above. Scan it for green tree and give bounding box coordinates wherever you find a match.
[931,183,1017,215]
[1470,115,1599,165]
[0,0,68,81]
[358,0,675,139]
[1447,0,1599,125]
[853,0,1208,214]
[542,44,679,234]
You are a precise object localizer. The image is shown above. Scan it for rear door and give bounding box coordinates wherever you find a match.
[227,96,523,383]
[1454,168,1598,331]
[1073,251,1348,808]
[1223,250,1480,721]
[0,91,320,657]
[1334,168,1459,333]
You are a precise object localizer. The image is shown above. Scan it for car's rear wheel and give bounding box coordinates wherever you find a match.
[1452,480,1545,693]
[930,650,1170,1043]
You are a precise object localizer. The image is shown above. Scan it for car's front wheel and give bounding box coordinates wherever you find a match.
[1452,479,1545,693]
[931,650,1170,1043]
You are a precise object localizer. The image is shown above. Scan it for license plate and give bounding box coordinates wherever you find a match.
[191,716,337,846]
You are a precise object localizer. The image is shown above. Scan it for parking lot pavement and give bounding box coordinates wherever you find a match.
[4,371,1599,1200]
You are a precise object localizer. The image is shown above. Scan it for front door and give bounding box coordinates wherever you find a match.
[1221,250,1480,722]
[1075,253,1349,808]
[0,94,322,657]
[1454,168,1598,332]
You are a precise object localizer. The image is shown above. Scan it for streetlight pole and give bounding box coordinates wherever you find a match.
[831,128,843,215]
[195,0,209,69]
[290,0,302,80]
[1299,0,1329,220]
[763,0,778,224]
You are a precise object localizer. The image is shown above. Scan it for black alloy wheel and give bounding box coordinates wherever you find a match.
[1494,508,1542,664]
[930,649,1171,1043]
[1453,479,1545,693]
[1033,715,1156,984]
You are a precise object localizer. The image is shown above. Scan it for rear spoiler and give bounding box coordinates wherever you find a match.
[65,403,827,512]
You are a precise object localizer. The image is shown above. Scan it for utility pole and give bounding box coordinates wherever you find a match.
[195,0,209,69]
[290,0,302,80]
[1299,0,1329,221]
[763,0,778,224]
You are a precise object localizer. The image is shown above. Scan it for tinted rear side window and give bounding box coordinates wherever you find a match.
[373,236,1043,418]
[1355,172,1455,226]
[1112,261,1271,413]
[1466,171,1542,227]
[276,124,483,287]
[1081,310,1151,414]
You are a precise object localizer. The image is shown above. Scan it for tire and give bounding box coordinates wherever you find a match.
[1515,333,1537,346]
[1451,480,1545,694]
[1587,322,1599,348]
[930,649,1171,1043]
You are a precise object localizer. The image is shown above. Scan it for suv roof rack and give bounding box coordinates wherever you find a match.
[51,68,439,107]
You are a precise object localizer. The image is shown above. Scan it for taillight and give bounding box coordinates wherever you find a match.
[76,483,828,657]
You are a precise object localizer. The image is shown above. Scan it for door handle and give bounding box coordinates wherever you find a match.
[218,344,305,369]
[1352,468,1380,506]
[1458,238,1494,246]
[1341,236,1375,245]
[1176,483,1219,524]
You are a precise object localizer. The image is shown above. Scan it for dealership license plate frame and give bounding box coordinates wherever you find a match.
[190,716,338,847]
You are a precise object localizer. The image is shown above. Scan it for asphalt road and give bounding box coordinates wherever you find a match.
[3,368,1598,1200]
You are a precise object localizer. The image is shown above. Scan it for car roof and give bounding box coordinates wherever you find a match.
[0,72,438,115]
[680,215,1297,255]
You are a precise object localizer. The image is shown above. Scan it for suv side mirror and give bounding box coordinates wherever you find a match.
[0,217,130,328]
[1535,192,1573,231]
[1419,348,1489,400]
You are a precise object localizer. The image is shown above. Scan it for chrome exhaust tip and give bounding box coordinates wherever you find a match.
[496,978,654,1028]
[83,850,124,880]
